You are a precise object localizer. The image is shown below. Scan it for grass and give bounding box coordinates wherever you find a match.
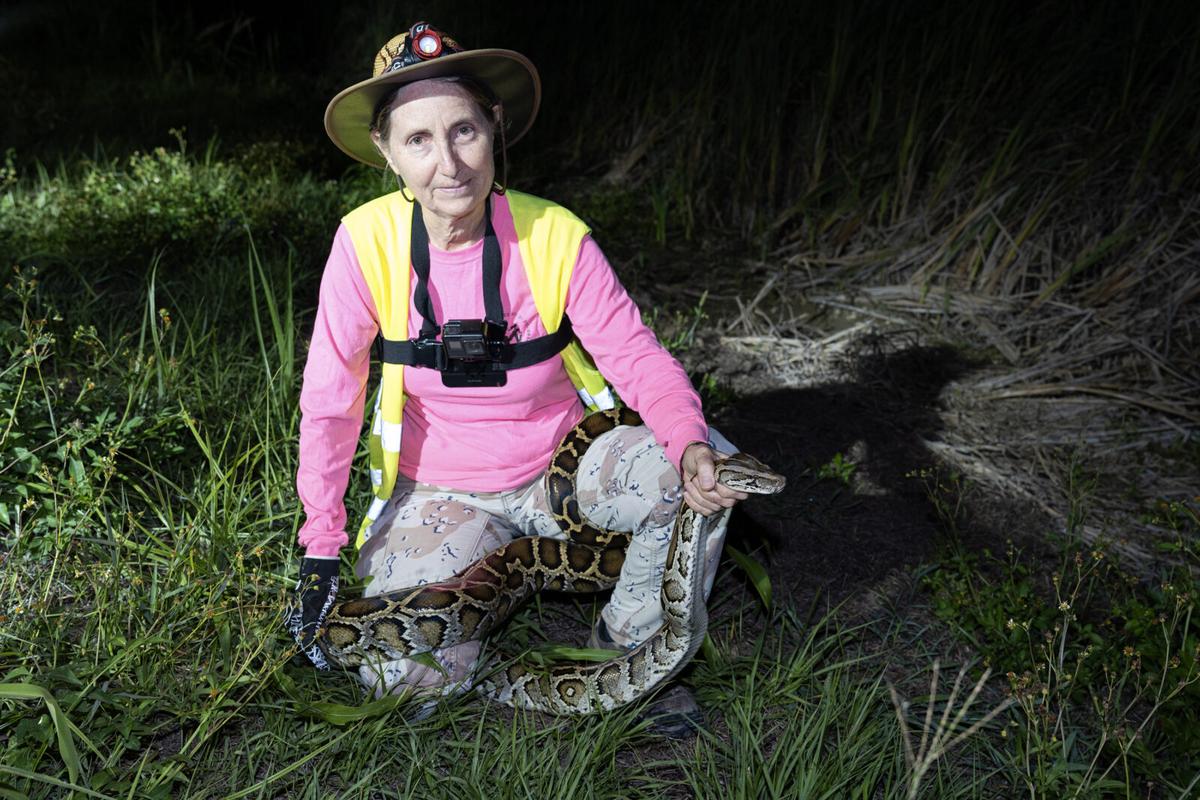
[3,1,1200,796]
[917,462,1200,797]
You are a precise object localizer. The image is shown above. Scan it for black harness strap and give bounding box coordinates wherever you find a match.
[409,201,441,339]
[379,315,575,370]
[378,335,446,369]
[479,205,504,327]
[379,198,575,372]
[410,199,505,335]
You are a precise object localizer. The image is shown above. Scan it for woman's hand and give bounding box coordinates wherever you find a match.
[285,557,341,670]
[680,442,748,516]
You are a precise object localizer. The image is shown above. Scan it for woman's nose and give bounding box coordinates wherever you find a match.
[435,138,460,173]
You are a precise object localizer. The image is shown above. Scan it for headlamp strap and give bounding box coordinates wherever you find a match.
[409,199,506,338]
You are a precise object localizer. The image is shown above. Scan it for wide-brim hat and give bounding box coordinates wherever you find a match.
[325,22,541,169]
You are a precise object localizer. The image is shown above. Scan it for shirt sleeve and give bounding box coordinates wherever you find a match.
[296,224,379,557]
[563,235,709,470]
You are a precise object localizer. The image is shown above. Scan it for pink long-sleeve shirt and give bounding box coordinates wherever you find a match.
[296,193,708,557]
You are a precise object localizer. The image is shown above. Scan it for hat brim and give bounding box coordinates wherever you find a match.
[325,48,541,168]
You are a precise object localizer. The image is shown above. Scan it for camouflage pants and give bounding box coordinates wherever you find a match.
[352,424,735,699]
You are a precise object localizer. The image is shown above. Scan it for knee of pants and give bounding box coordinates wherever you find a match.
[356,502,513,595]
[357,640,481,700]
[575,426,684,533]
[574,425,739,535]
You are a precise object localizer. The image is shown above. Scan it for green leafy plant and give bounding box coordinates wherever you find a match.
[643,292,710,354]
[918,453,1200,795]
[817,451,857,485]
[0,134,350,276]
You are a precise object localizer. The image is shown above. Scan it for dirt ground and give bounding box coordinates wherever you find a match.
[640,240,1199,617]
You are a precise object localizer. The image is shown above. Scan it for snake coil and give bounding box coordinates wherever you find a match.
[317,408,785,713]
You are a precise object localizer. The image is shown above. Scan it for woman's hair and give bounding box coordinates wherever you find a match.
[370,76,502,146]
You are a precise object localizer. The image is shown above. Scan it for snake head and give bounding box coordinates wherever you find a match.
[714,453,787,495]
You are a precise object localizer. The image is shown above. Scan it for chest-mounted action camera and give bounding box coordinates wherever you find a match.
[374,199,575,388]
[435,319,509,387]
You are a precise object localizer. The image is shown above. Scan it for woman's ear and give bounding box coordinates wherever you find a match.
[370,131,396,173]
[492,104,503,129]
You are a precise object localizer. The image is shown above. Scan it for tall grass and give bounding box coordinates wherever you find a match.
[10,1,1200,254]
[1,253,303,797]
[551,4,1186,191]
[530,0,1200,304]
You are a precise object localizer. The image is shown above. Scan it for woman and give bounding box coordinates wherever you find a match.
[288,22,744,736]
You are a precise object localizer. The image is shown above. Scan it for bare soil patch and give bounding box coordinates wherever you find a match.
[637,234,1200,610]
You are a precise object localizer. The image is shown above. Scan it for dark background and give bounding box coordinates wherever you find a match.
[6,0,1197,189]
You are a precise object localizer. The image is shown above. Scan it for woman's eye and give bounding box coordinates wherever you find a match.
[457,126,474,137]
[408,135,426,146]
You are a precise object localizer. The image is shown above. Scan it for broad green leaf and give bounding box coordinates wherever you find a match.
[725,544,772,609]
[0,683,82,792]
[298,694,406,725]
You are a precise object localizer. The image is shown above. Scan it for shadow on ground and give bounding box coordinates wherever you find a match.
[712,344,994,614]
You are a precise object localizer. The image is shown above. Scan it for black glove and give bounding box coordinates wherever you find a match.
[285,556,340,670]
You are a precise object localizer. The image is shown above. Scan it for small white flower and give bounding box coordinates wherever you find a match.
[1059,601,1071,612]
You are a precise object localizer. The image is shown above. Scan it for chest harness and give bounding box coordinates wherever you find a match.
[377,199,576,387]
[343,190,614,544]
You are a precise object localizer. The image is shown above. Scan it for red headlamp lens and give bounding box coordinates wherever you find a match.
[414,31,443,59]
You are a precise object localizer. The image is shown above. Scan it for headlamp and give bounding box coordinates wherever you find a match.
[382,23,457,73]
[413,29,443,59]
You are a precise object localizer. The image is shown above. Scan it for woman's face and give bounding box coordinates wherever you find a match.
[372,80,498,227]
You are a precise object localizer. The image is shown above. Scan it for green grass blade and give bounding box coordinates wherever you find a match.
[0,767,114,800]
[0,783,30,800]
[296,694,408,725]
[523,644,622,663]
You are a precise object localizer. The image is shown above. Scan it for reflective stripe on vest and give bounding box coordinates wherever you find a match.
[342,189,614,547]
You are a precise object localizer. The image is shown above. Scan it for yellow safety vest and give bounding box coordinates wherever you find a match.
[342,189,614,545]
